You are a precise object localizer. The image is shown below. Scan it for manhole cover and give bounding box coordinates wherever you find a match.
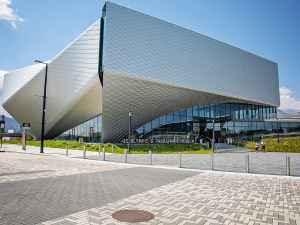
[112,210,154,223]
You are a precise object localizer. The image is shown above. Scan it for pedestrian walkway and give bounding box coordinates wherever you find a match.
[2,143,300,176]
[214,143,254,153]
[0,150,299,224]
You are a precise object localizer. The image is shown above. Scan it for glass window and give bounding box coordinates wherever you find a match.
[250,122,256,129]
[210,104,215,118]
[215,104,221,117]
[257,122,264,127]
[226,104,231,116]
[280,122,289,127]
[235,104,239,119]
[174,115,180,123]
[246,105,251,119]
[193,106,199,117]
[239,104,244,119]
[160,115,166,125]
[220,104,225,117]
[272,122,278,129]
[205,104,210,118]
[227,121,234,127]
[230,104,235,118]
[180,108,187,116]
[235,121,242,126]
[187,107,193,121]
[259,106,263,119]
[263,107,267,119]
[167,112,173,124]
[152,118,159,129]
[199,105,204,117]
[251,105,256,119]
[255,105,259,119]
[145,122,151,133]
[265,122,272,129]
[242,122,248,126]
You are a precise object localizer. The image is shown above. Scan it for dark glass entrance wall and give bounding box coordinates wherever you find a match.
[55,114,102,142]
[131,103,277,140]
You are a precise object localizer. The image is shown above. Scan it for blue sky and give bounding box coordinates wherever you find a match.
[0,0,300,117]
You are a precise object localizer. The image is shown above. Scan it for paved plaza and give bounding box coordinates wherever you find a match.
[1,144,300,224]
[3,144,300,176]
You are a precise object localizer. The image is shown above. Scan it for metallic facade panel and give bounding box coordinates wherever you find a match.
[101,1,279,142]
[3,1,280,143]
[3,19,102,140]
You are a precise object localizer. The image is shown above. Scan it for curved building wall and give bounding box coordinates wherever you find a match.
[3,19,102,140]
[2,1,280,142]
[101,1,279,142]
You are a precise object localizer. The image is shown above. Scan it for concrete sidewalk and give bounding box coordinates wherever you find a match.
[2,143,300,177]
[1,151,300,225]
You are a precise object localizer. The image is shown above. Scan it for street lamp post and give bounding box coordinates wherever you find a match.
[277,118,279,143]
[35,60,48,153]
[212,119,215,151]
[128,111,131,153]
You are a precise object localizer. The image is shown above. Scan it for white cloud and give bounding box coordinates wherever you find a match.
[0,0,24,29]
[278,87,300,112]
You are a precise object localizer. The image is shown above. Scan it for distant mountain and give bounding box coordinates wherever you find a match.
[4,117,21,132]
[277,109,300,118]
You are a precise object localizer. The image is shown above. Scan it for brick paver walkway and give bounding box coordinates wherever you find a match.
[3,144,300,176]
[1,150,300,224]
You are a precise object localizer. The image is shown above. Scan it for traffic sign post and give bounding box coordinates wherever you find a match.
[23,123,30,130]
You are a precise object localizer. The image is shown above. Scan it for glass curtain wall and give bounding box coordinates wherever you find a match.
[55,114,102,142]
[136,103,277,140]
[55,104,285,142]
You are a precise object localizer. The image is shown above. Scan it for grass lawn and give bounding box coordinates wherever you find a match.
[3,139,213,154]
[244,136,300,153]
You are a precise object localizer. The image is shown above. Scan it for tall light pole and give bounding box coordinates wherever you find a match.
[35,60,48,153]
[128,111,131,153]
[212,119,215,151]
[277,118,279,143]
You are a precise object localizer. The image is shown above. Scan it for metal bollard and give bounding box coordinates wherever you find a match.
[83,145,86,159]
[124,149,127,163]
[112,145,113,154]
[245,155,249,173]
[179,152,181,168]
[103,148,105,161]
[99,145,101,155]
[149,151,152,165]
[210,154,213,170]
[286,156,290,176]
[66,144,68,157]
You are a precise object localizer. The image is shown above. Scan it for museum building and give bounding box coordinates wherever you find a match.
[4,1,297,143]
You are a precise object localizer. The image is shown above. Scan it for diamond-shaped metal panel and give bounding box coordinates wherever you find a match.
[3,19,102,140]
[101,2,279,142]
[2,1,280,142]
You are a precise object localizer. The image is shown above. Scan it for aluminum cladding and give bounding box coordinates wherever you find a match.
[101,1,279,142]
[3,19,102,140]
[2,1,279,142]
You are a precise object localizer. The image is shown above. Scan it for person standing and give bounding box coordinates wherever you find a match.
[255,142,259,153]
[261,140,266,153]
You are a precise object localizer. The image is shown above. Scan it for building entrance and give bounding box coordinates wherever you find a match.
[193,116,232,144]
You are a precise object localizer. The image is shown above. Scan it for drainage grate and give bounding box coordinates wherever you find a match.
[112,210,154,223]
